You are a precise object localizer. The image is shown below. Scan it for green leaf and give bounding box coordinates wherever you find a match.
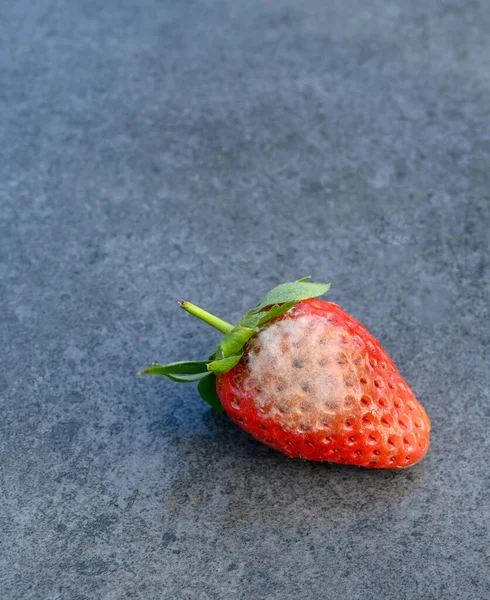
[197,373,225,413]
[254,278,331,311]
[257,301,296,326]
[164,372,211,383]
[206,323,258,376]
[219,326,257,357]
[149,361,210,374]
[237,311,264,330]
[207,353,243,374]
[236,301,298,335]
[139,361,210,382]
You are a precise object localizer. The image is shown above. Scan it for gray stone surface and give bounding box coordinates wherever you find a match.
[1,0,489,598]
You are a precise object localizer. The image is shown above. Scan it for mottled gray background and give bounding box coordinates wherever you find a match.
[1,1,489,599]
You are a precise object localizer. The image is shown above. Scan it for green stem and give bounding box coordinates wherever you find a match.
[178,301,234,334]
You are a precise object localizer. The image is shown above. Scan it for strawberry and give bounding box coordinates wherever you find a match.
[140,278,430,468]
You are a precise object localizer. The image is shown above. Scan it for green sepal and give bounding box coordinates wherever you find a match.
[254,278,331,312]
[197,373,225,413]
[237,311,264,330]
[256,301,297,325]
[207,324,258,369]
[219,326,257,356]
[236,303,294,332]
[139,361,210,382]
[207,353,243,374]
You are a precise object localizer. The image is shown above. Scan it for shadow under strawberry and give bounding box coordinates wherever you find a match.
[164,409,426,531]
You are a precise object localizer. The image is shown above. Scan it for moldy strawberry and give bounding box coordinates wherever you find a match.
[140,278,430,468]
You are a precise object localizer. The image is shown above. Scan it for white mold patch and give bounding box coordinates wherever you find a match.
[246,315,362,429]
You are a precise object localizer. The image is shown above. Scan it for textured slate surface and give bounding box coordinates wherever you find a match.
[1,1,489,599]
